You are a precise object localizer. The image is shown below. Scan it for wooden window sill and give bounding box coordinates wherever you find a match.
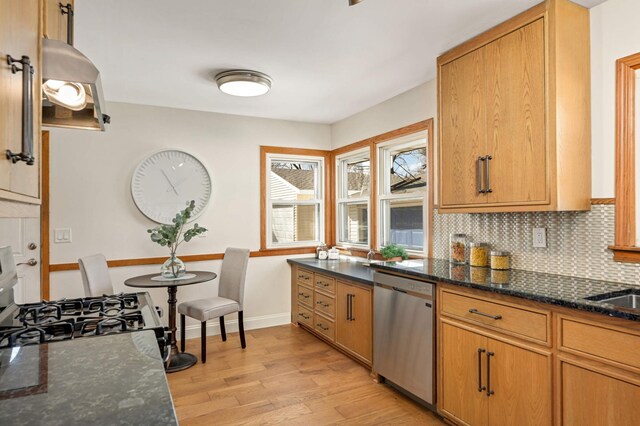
[609,246,640,263]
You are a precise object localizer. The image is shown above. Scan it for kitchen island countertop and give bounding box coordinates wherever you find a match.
[288,257,640,321]
[0,330,177,426]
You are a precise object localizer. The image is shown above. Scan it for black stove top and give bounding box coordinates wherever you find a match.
[0,292,165,349]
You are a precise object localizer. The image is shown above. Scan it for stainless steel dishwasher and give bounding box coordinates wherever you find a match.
[373,270,435,405]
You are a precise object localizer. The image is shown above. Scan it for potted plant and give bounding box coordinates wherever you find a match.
[380,244,409,262]
[147,200,207,278]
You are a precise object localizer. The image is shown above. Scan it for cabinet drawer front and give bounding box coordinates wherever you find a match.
[441,291,548,343]
[560,317,640,371]
[315,291,335,318]
[296,304,313,327]
[315,274,336,294]
[297,269,313,285]
[314,313,335,341]
[297,284,314,308]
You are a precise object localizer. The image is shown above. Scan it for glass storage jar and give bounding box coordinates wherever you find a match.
[469,243,489,267]
[450,234,469,264]
[490,251,510,270]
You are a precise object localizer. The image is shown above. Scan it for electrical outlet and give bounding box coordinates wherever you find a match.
[532,227,547,248]
[54,228,72,243]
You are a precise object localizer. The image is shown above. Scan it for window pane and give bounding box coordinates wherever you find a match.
[270,160,319,201]
[382,199,423,251]
[389,146,427,194]
[345,159,370,198]
[271,203,319,244]
[339,202,368,245]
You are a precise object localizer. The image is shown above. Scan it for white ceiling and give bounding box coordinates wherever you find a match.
[75,0,606,124]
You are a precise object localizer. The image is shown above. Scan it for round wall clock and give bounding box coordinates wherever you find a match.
[131,150,211,224]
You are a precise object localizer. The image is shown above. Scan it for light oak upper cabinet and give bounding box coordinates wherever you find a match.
[43,0,73,44]
[336,281,372,364]
[0,0,42,203]
[438,0,591,213]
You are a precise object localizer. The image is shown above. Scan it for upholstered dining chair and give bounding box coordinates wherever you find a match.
[178,247,250,363]
[78,253,113,297]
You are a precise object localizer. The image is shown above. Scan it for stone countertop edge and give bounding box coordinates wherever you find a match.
[287,257,640,322]
[0,330,178,426]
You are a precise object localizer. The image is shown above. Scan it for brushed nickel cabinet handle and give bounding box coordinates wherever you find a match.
[469,308,502,320]
[59,3,74,45]
[486,351,495,396]
[485,155,493,193]
[477,156,486,194]
[6,55,35,166]
[477,348,486,392]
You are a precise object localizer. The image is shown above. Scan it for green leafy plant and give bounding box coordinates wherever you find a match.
[380,243,409,260]
[147,200,207,256]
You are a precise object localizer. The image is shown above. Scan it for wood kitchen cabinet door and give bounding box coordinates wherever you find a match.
[43,0,73,44]
[439,47,487,208]
[484,19,547,206]
[440,322,489,426]
[561,361,640,426]
[336,281,372,364]
[0,0,41,202]
[487,338,552,426]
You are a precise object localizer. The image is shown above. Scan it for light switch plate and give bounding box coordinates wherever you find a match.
[54,228,72,243]
[533,227,547,248]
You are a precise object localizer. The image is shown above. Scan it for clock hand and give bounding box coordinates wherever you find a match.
[161,169,179,196]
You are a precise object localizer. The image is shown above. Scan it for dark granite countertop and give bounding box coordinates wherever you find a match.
[0,331,177,426]
[288,257,640,321]
[287,258,375,285]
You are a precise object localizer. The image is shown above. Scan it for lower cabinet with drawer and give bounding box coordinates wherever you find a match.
[291,265,373,367]
[439,286,552,426]
[557,315,640,426]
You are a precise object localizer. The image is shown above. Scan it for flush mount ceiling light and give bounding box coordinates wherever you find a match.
[215,70,272,97]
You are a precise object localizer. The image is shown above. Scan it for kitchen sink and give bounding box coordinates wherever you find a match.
[584,289,640,309]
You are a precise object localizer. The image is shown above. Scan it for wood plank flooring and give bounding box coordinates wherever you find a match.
[167,324,445,425]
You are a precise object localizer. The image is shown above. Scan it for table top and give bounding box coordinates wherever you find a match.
[124,271,217,288]
[0,331,177,426]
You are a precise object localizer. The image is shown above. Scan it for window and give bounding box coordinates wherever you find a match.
[336,150,370,247]
[264,152,325,248]
[378,134,428,253]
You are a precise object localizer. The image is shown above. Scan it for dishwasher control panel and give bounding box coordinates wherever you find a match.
[373,271,434,296]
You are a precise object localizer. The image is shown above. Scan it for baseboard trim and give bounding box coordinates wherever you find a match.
[180,312,291,340]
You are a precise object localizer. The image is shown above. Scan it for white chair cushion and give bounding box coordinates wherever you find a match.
[177,297,240,322]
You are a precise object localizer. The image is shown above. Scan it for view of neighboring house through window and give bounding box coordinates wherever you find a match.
[378,134,428,253]
[267,155,324,247]
[336,150,370,246]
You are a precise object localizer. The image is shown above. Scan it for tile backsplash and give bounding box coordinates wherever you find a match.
[432,204,640,284]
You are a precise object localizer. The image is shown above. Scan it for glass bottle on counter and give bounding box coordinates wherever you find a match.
[450,233,469,264]
[469,242,489,267]
[490,251,511,270]
[316,243,328,259]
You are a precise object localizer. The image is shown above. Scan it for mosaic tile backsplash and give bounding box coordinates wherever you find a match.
[432,204,640,285]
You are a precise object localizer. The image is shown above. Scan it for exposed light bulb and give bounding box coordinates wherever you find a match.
[42,79,87,111]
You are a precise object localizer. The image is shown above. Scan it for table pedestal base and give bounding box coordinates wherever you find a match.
[166,352,197,373]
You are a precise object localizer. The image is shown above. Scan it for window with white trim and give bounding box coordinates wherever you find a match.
[378,133,428,253]
[266,154,324,248]
[336,150,370,247]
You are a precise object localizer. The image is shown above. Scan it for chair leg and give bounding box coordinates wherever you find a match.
[219,316,227,342]
[201,321,207,363]
[180,314,185,353]
[239,311,246,349]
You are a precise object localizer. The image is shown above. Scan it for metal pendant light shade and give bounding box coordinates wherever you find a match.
[349,0,364,5]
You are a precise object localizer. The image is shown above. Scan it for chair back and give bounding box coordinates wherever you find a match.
[78,253,113,297]
[218,248,250,309]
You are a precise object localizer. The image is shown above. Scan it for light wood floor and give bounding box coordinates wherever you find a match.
[167,324,445,425]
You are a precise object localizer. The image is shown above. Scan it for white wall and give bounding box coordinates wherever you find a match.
[331,80,437,150]
[49,102,330,335]
[590,0,640,197]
